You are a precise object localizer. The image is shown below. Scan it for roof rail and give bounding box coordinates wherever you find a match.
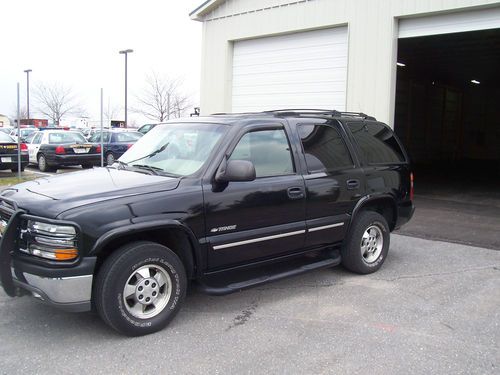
[210,109,376,121]
[263,109,341,116]
[338,112,376,120]
[264,109,376,120]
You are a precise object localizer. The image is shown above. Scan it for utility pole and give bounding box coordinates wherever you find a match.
[24,69,32,125]
[119,49,133,127]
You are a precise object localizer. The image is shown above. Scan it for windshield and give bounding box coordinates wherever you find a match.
[119,122,227,176]
[48,132,87,144]
[114,132,142,142]
[22,129,37,136]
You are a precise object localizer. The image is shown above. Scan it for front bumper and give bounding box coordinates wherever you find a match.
[11,256,96,312]
[0,205,96,312]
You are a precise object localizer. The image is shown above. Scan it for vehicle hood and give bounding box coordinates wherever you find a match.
[1,167,180,218]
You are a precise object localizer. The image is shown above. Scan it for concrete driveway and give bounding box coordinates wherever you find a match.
[0,234,499,374]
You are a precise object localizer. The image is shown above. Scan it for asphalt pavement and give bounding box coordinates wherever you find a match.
[1,234,499,374]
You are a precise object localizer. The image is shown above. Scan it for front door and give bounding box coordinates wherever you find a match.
[203,127,306,269]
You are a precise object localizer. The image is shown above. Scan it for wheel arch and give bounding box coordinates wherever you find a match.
[350,194,398,232]
[90,221,200,280]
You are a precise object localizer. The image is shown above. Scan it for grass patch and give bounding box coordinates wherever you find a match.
[0,176,37,188]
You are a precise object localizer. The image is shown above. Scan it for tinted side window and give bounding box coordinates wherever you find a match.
[90,132,110,143]
[348,122,405,164]
[298,124,353,173]
[230,129,294,178]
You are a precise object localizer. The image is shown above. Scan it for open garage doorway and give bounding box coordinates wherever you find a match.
[394,28,500,249]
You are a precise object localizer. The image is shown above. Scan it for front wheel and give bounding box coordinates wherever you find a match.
[94,241,187,336]
[341,211,390,274]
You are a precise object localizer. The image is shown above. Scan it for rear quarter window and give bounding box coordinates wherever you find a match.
[0,132,14,142]
[348,121,406,164]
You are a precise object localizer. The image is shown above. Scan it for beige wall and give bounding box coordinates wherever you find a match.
[197,0,499,126]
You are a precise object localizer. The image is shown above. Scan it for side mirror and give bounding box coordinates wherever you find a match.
[216,159,256,182]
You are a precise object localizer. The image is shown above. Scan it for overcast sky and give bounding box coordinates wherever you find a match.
[1,0,203,125]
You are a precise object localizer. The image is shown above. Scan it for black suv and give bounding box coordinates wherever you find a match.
[0,110,414,336]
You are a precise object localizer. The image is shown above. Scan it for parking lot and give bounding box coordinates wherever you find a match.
[0,234,498,374]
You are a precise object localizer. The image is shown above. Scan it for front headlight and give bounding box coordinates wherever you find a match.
[26,220,78,261]
[28,221,76,237]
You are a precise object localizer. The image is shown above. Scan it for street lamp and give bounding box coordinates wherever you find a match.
[119,49,133,127]
[24,69,32,125]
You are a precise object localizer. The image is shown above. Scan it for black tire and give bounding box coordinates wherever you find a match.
[81,163,93,169]
[341,211,390,274]
[94,241,187,336]
[11,166,25,172]
[106,152,115,166]
[37,154,54,172]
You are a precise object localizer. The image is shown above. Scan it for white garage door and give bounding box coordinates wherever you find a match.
[231,27,348,113]
[399,6,500,38]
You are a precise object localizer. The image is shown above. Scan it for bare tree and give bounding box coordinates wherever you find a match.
[34,82,84,125]
[134,72,192,122]
[104,100,120,124]
[10,105,29,122]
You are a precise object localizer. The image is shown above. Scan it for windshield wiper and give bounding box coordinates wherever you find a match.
[131,164,162,175]
[125,143,170,165]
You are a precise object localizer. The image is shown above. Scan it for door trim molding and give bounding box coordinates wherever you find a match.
[213,229,306,250]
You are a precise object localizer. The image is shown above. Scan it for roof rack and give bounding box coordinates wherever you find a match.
[263,109,376,120]
[210,109,376,121]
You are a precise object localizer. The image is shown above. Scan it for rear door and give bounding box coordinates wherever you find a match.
[203,125,306,269]
[294,119,365,249]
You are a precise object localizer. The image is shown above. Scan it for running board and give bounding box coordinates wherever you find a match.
[198,250,341,295]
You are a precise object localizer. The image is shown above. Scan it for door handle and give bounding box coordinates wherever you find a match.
[287,187,305,200]
[346,179,360,190]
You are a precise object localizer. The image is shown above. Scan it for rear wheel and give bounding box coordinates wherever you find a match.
[11,166,25,172]
[341,211,390,274]
[106,152,115,166]
[37,154,54,172]
[94,241,187,336]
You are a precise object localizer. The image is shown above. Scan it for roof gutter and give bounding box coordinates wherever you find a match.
[189,0,225,21]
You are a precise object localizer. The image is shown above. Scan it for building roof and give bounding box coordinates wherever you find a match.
[190,0,226,21]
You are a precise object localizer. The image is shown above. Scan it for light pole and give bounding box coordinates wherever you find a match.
[24,69,32,125]
[119,49,133,127]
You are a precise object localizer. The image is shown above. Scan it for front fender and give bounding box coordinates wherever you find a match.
[89,219,201,276]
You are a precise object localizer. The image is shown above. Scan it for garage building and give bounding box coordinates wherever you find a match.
[191,0,500,193]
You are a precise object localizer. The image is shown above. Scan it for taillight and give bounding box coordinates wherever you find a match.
[55,145,66,154]
[127,144,133,149]
[96,145,101,153]
[20,143,28,152]
[410,172,414,201]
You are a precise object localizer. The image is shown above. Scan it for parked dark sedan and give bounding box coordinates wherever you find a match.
[0,132,29,172]
[88,130,143,165]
